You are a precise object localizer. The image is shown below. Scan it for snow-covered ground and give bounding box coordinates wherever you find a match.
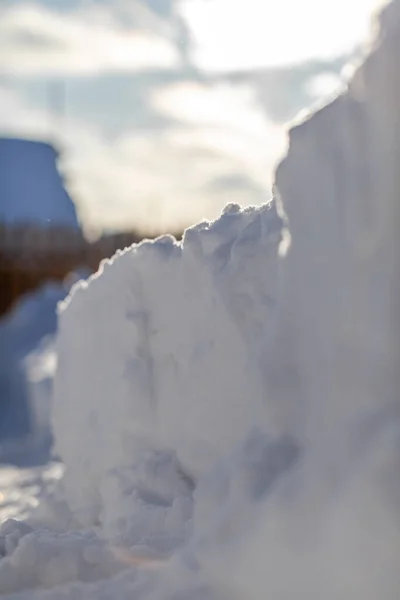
[0,283,64,460]
[0,271,87,463]
[1,1,400,598]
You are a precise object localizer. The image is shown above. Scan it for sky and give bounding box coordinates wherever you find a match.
[0,0,383,234]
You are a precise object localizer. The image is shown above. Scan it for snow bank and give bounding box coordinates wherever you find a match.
[1,1,400,598]
[208,2,400,598]
[53,201,284,538]
[0,520,122,595]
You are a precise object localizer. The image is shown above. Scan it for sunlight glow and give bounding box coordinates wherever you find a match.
[180,0,384,72]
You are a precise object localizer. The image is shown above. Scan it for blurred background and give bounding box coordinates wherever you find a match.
[0,0,380,235]
[0,0,382,470]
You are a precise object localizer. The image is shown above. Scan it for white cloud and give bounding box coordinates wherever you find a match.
[179,0,384,72]
[0,3,179,76]
[0,0,384,77]
[0,87,50,136]
[66,117,286,233]
[150,80,286,180]
[0,83,286,234]
[0,0,385,235]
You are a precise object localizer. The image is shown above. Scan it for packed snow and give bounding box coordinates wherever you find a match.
[1,1,400,598]
[53,201,283,532]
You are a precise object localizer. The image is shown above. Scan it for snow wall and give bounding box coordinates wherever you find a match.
[1,1,399,598]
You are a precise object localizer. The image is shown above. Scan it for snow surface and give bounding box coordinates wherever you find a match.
[0,138,79,228]
[1,1,400,598]
[0,283,64,450]
[53,201,284,536]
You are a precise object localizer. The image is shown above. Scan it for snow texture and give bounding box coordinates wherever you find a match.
[53,201,283,538]
[1,1,400,598]
[0,138,79,228]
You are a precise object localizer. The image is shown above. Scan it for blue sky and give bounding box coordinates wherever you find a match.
[0,0,381,233]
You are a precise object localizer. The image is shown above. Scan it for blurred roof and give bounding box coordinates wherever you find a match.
[0,137,79,229]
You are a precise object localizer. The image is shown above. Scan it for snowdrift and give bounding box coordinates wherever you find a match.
[1,1,400,598]
[53,201,284,538]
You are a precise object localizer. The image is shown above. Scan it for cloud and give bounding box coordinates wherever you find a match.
[66,117,286,234]
[180,0,383,72]
[0,3,180,76]
[0,86,51,136]
[0,83,286,234]
[0,0,382,237]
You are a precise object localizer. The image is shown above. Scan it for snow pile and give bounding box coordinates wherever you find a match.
[0,462,62,524]
[0,521,122,595]
[210,2,400,597]
[53,201,284,539]
[0,138,79,229]
[1,1,400,598]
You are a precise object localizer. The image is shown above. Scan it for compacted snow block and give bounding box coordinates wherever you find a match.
[219,3,400,600]
[53,202,284,538]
